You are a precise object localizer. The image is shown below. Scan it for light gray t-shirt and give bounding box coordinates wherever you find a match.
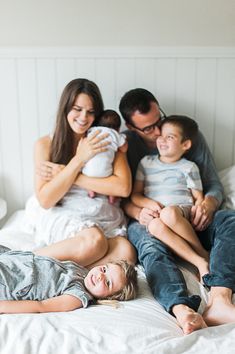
[136,155,202,207]
[0,246,93,308]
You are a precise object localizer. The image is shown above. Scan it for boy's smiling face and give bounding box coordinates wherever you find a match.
[157,123,191,162]
[84,263,126,299]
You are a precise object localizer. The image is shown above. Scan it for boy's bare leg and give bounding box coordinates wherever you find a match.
[172,304,207,334]
[148,218,209,281]
[160,206,209,260]
[203,287,235,326]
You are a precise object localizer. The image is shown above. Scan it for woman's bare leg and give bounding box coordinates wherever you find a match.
[88,236,137,268]
[160,206,209,260]
[35,227,108,267]
[148,218,209,280]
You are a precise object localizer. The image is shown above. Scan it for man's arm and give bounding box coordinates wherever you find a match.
[0,295,83,314]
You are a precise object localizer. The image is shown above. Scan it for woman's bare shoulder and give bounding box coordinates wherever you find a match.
[35,135,52,148]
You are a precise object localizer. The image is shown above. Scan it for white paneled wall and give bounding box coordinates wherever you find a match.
[0,47,235,216]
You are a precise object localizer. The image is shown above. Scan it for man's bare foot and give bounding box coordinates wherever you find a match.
[203,294,235,326]
[172,304,207,334]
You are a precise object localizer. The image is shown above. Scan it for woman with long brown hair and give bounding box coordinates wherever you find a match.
[31,78,136,267]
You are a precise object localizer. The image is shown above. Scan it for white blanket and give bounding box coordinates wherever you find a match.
[0,165,234,354]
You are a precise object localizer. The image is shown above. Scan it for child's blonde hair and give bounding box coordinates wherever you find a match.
[98,260,138,304]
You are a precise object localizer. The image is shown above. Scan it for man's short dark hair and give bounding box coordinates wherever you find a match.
[162,115,199,145]
[119,88,159,124]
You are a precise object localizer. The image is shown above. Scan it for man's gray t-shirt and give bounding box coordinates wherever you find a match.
[0,246,93,308]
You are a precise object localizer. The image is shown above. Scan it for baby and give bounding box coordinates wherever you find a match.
[82,109,128,203]
[0,245,138,314]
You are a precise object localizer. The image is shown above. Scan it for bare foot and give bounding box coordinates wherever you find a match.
[88,190,96,198]
[203,296,235,326]
[173,305,207,334]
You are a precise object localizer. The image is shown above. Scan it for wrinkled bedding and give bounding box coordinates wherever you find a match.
[0,165,234,354]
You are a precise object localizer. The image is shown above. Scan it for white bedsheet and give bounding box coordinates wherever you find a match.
[0,164,235,354]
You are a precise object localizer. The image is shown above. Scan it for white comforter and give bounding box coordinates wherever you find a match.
[0,165,234,354]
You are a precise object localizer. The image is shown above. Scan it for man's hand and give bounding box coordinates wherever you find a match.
[191,196,218,231]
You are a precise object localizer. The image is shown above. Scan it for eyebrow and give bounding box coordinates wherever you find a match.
[105,264,113,289]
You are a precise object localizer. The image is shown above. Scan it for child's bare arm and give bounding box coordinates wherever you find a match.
[0,294,83,314]
[131,180,163,213]
[191,189,204,206]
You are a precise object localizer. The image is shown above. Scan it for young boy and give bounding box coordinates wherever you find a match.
[131,115,209,281]
[82,109,128,203]
[0,245,138,314]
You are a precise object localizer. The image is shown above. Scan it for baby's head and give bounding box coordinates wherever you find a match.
[157,115,198,158]
[84,260,138,301]
[96,109,121,132]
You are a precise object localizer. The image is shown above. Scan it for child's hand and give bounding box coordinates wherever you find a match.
[138,207,158,226]
[146,200,163,216]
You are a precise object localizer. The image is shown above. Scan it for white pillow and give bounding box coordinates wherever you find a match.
[218,165,235,210]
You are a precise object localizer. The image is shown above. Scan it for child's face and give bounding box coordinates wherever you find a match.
[157,123,190,158]
[84,263,126,299]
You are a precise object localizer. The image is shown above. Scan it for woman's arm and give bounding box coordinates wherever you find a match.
[34,136,85,208]
[74,151,132,197]
[0,295,82,314]
[35,132,109,208]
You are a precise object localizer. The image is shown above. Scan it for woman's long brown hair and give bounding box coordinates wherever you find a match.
[50,78,104,164]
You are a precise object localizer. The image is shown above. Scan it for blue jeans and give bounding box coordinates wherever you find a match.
[128,209,235,313]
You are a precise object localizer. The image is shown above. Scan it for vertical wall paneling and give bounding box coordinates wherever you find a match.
[75,58,96,82]
[0,47,234,215]
[116,58,136,129]
[195,59,217,152]
[55,59,76,100]
[0,59,24,214]
[96,59,116,110]
[36,59,57,137]
[17,59,38,202]
[135,59,155,94]
[154,58,177,114]
[214,59,235,169]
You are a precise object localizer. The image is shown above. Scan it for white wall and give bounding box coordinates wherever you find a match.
[0,1,234,218]
[0,0,234,46]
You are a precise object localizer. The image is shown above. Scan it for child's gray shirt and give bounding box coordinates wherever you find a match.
[0,246,93,307]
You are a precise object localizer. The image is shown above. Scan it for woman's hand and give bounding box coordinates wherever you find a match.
[76,130,110,165]
[36,161,65,181]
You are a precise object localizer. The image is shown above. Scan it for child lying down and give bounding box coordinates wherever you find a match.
[0,245,138,314]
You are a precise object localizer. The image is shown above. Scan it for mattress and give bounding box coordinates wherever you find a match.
[0,164,234,354]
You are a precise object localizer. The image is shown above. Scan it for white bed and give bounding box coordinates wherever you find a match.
[0,166,235,354]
